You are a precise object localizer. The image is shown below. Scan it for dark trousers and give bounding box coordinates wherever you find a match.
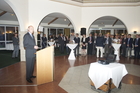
[122,44,126,57]
[12,45,19,58]
[134,47,140,58]
[74,45,79,56]
[88,43,93,55]
[42,42,47,49]
[26,56,35,80]
[59,44,64,53]
[93,43,96,55]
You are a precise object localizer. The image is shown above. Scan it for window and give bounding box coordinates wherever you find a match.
[0,26,5,41]
[6,27,15,41]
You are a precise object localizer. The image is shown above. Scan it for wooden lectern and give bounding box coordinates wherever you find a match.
[36,46,54,85]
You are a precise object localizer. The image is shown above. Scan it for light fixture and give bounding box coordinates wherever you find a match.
[64,19,66,21]
[11,14,14,16]
[134,31,137,34]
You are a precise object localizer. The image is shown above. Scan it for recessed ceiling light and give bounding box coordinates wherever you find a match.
[64,19,66,21]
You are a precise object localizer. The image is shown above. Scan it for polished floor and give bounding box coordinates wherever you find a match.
[0,55,140,93]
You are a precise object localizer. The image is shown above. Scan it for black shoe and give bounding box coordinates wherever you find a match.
[31,76,36,78]
[26,79,33,83]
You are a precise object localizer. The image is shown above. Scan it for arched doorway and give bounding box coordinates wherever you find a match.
[37,13,74,52]
[88,16,128,37]
[0,0,19,50]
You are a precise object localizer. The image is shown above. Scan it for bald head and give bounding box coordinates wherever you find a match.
[28,25,34,34]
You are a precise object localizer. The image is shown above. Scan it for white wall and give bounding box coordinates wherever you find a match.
[81,6,140,34]
[28,0,82,33]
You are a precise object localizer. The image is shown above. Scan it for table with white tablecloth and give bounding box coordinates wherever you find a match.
[88,62,128,89]
[48,42,55,46]
[66,43,77,60]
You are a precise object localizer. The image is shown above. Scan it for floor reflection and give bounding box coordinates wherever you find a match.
[68,60,76,67]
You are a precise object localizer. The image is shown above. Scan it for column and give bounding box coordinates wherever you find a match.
[111,29,114,35]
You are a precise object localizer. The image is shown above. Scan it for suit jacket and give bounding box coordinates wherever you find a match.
[74,37,80,46]
[58,36,64,45]
[104,37,112,46]
[23,32,36,58]
[125,38,133,48]
[122,38,127,45]
[87,36,94,44]
[96,36,104,47]
[42,37,47,43]
[133,38,140,48]
[12,37,19,45]
[81,37,87,43]
[93,36,97,43]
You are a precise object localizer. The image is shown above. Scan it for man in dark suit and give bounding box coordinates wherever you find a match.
[87,34,94,55]
[133,34,140,58]
[104,34,112,57]
[41,34,47,49]
[58,33,65,53]
[74,33,80,56]
[93,33,97,55]
[125,34,133,57]
[23,26,38,83]
[121,35,127,57]
[12,33,19,58]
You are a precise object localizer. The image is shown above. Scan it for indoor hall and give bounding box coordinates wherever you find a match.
[0,0,140,93]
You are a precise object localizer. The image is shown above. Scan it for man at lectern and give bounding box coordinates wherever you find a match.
[23,25,38,83]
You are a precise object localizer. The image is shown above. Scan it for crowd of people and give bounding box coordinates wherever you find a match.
[41,33,140,59]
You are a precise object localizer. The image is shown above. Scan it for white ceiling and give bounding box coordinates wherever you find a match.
[72,0,140,3]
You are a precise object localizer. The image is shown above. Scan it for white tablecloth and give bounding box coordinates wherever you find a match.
[6,43,14,50]
[88,62,128,89]
[48,42,55,46]
[112,43,121,60]
[67,43,77,60]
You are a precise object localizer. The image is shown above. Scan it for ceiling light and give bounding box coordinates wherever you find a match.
[11,14,14,16]
[64,19,66,21]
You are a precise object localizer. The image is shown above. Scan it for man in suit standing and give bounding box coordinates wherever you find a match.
[74,33,80,56]
[133,34,140,58]
[121,34,127,57]
[125,34,133,57]
[87,34,94,55]
[41,34,47,49]
[12,33,19,58]
[96,33,104,58]
[104,34,112,57]
[23,26,38,83]
[58,33,65,53]
[93,33,97,55]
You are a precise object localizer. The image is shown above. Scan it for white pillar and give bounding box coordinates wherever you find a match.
[111,29,114,35]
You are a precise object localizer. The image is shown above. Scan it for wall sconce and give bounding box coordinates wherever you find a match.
[134,31,137,34]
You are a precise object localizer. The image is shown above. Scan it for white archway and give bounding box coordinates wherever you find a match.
[87,15,128,35]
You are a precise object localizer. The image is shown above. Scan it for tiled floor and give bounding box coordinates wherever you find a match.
[59,63,140,93]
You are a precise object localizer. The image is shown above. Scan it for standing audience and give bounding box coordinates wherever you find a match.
[74,33,80,56]
[58,33,65,53]
[87,34,94,55]
[133,34,140,58]
[104,34,112,57]
[12,33,19,58]
[93,33,97,55]
[41,34,47,49]
[96,33,104,58]
[125,34,133,57]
